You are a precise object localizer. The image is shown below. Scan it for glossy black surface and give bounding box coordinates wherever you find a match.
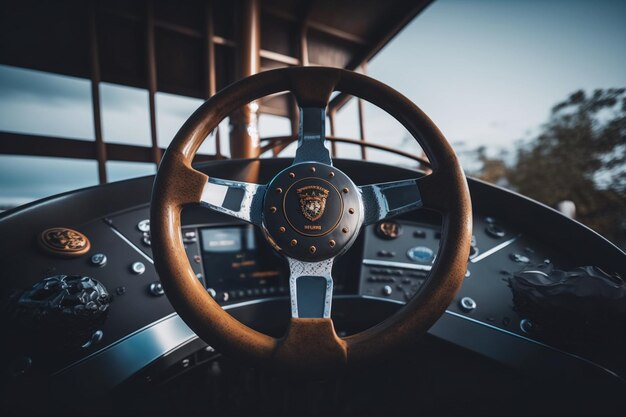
[1,158,625,394]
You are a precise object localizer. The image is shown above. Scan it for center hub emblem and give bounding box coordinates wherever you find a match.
[298,185,329,222]
[262,163,362,262]
[283,178,343,237]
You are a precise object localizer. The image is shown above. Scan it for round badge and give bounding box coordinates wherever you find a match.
[39,227,91,257]
[263,163,363,262]
[283,178,343,237]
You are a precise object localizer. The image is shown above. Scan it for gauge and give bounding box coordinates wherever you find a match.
[376,221,402,240]
[407,246,434,264]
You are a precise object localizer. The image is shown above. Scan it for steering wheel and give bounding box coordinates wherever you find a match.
[150,67,472,377]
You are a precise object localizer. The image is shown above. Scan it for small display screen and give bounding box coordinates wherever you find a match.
[199,225,286,300]
[201,228,243,253]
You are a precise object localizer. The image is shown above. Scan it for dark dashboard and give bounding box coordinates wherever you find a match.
[1,158,625,411]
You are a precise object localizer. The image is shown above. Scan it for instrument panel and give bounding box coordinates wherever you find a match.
[2,158,625,399]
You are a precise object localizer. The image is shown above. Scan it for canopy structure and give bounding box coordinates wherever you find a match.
[0,0,431,183]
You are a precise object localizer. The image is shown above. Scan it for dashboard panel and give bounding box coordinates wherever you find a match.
[1,158,624,401]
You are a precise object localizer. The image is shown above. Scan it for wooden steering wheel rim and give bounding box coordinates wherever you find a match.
[150,66,472,375]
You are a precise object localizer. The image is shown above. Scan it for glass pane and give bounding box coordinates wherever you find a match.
[259,114,291,138]
[0,65,94,140]
[106,161,156,183]
[101,83,151,146]
[0,155,98,209]
[155,92,231,157]
[259,114,292,158]
[156,92,211,153]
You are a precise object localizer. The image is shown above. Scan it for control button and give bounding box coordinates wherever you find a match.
[137,219,150,233]
[510,253,530,264]
[207,288,216,298]
[131,261,146,275]
[382,285,393,296]
[407,246,434,264]
[149,282,164,296]
[115,286,126,296]
[469,235,479,259]
[183,230,197,243]
[376,221,402,239]
[485,216,496,224]
[465,270,471,278]
[486,224,505,239]
[520,319,533,334]
[90,253,107,267]
[413,230,426,238]
[459,296,477,312]
[141,232,151,246]
[81,330,104,349]
[220,292,229,302]
[377,250,395,258]
[196,273,203,280]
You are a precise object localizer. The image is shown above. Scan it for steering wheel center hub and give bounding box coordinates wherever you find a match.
[283,177,342,236]
[263,163,362,262]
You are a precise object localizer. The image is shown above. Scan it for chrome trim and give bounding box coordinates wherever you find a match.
[363,258,432,271]
[518,270,549,277]
[200,178,266,226]
[359,179,423,226]
[470,235,520,263]
[360,294,405,305]
[443,310,624,382]
[52,297,289,389]
[287,257,334,318]
[109,225,154,264]
[54,295,623,392]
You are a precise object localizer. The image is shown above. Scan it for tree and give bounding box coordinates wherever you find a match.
[506,89,626,244]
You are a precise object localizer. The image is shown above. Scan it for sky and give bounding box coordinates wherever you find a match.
[1,0,625,206]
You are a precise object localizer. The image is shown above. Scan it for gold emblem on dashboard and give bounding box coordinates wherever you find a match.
[39,227,91,257]
[297,185,329,222]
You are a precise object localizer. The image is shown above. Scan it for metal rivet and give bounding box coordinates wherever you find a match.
[309,246,316,254]
[348,208,355,214]
[310,166,316,173]
[329,240,336,247]
[342,227,349,234]
[290,239,298,246]
[342,187,349,193]
[329,172,335,178]
[279,227,286,233]
[289,172,296,179]
[276,187,283,193]
[270,206,277,213]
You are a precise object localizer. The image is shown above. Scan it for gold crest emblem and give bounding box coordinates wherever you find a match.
[297,185,329,222]
[39,227,91,257]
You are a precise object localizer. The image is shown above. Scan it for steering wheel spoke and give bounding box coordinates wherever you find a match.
[359,173,448,225]
[200,176,266,226]
[292,107,332,165]
[287,257,334,318]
